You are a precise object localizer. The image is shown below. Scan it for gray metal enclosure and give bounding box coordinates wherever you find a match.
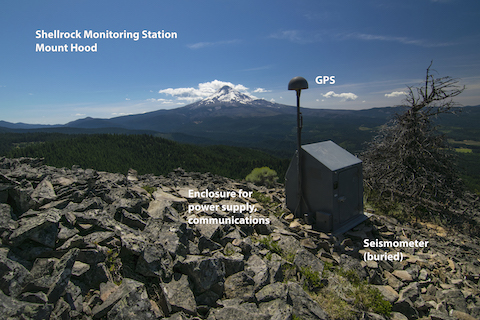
[285,140,366,234]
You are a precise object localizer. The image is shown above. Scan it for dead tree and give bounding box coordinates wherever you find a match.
[362,62,465,221]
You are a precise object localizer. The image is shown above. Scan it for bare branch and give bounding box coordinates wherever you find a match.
[362,62,467,224]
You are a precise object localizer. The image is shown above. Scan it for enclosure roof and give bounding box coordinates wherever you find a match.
[302,140,362,171]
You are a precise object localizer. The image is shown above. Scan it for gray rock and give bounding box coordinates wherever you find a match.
[47,247,79,303]
[245,254,269,289]
[222,229,242,244]
[199,235,223,252]
[69,196,105,212]
[136,243,173,280]
[429,309,456,320]
[19,291,49,304]
[106,281,160,320]
[83,263,113,288]
[164,311,188,320]
[196,290,222,308]
[437,288,467,313]
[374,285,399,303]
[418,268,429,281]
[115,208,147,230]
[449,310,477,320]
[0,203,17,236]
[286,282,330,320]
[207,303,270,320]
[197,222,223,241]
[152,189,188,213]
[52,297,71,320]
[255,282,287,302]
[56,222,79,241]
[0,183,11,204]
[392,297,419,320]
[392,270,413,282]
[29,257,57,279]
[111,197,148,215]
[384,270,403,291]
[9,208,61,248]
[91,278,144,319]
[258,298,293,320]
[0,290,53,319]
[177,255,225,294]
[31,178,57,209]
[219,252,244,277]
[276,235,300,257]
[399,282,420,302]
[77,248,107,265]
[294,248,324,275]
[120,232,148,255]
[163,273,197,315]
[266,253,285,283]
[390,312,409,320]
[157,227,188,258]
[9,184,34,214]
[224,271,256,302]
[0,254,32,297]
[71,260,90,277]
[83,231,115,246]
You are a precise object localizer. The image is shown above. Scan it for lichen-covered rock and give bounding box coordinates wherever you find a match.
[224,270,256,302]
[0,254,32,297]
[9,208,61,248]
[0,290,53,319]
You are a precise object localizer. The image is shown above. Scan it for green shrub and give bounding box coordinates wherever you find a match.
[258,235,283,256]
[141,185,157,195]
[246,166,278,187]
[301,266,323,291]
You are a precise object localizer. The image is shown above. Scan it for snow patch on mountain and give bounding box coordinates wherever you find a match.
[199,85,256,105]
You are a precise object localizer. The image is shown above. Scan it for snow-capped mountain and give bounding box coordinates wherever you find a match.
[186,85,279,109]
[199,85,255,105]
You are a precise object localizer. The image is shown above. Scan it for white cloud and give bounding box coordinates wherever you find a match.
[146,98,174,104]
[339,32,454,48]
[270,30,303,42]
[322,91,358,101]
[269,30,328,44]
[111,112,135,116]
[254,88,270,93]
[385,91,406,98]
[125,98,130,101]
[187,39,240,49]
[159,80,255,103]
[269,30,323,44]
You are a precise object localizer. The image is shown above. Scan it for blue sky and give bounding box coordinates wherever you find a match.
[1,0,480,124]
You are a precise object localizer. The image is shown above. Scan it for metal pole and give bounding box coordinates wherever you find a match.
[288,76,308,218]
[296,90,303,215]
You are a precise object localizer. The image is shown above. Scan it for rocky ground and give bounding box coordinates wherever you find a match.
[0,157,479,320]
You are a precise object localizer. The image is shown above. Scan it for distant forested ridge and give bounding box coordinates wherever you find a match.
[4,133,289,180]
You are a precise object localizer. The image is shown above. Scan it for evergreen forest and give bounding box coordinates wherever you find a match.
[3,133,290,181]
[1,130,479,193]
